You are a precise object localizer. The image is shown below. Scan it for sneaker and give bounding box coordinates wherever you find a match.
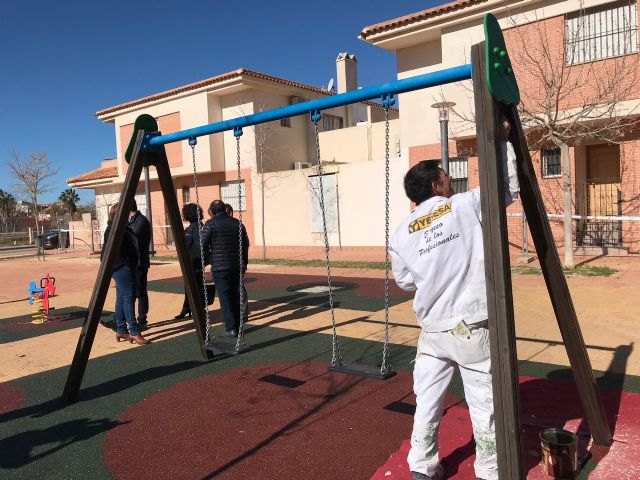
[224,329,238,337]
[412,464,444,480]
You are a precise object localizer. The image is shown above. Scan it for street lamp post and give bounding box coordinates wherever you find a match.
[431,101,456,174]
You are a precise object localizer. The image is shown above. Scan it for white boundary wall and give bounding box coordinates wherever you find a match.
[252,153,410,248]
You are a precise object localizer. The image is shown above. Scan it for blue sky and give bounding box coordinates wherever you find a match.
[0,0,445,204]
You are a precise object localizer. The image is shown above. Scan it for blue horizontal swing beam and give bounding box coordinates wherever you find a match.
[143,63,472,378]
[146,64,472,148]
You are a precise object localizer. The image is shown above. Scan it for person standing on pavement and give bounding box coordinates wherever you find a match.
[389,118,519,480]
[225,203,249,321]
[174,203,206,319]
[129,199,151,331]
[103,204,150,345]
[201,199,249,337]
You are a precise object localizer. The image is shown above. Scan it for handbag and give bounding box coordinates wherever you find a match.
[205,282,216,306]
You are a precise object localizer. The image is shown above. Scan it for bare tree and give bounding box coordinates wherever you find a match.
[449,2,640,266]
[253,114,296,259]
[236,96,295,260]
[8,152,59,234]
[505,2,640,266]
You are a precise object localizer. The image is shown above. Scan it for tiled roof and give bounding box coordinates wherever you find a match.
[360,0,485,40]
[97,69,330,117]
[67,166,118,184]
[96,68,396,117]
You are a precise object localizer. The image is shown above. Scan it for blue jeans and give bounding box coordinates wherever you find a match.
[135,267,149,323]
[113,265,139,336]
[213,270,241,331]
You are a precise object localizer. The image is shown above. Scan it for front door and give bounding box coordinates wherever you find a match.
[581,145,622,247]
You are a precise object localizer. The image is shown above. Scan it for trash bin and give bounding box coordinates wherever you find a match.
[59,231,69,248]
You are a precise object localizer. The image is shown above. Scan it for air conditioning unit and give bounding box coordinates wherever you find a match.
[290,96,307,105]
[293,161,312,170]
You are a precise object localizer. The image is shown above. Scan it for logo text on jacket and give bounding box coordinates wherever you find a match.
[408,203,452,233]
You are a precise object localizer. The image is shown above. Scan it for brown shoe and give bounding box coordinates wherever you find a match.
[116,332,130,342]
[129,334,151,345]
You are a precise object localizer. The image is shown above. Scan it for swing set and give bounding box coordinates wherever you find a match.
[63,14,611,478]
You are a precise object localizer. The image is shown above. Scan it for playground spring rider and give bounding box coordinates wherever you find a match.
[27,274,56,323]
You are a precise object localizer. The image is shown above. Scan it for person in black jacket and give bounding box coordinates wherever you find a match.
[201,199,249,336]
[226,203,249,320]
[175,203,206,319]
[103,204,150,345]
[128,200,151,330]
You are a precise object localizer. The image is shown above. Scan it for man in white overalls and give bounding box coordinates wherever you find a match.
[390,120,519,480]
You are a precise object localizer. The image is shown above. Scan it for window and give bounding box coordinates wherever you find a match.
[322,114,343,132]
[220,180,246,211]
[182,186,190,205]
[542,148,562,177]
[280,117,291,128]
[308,174,337,233]
[566,1,638,65]
[449,158,469,193]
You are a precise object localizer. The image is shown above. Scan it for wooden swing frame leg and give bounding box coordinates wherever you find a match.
[62,131,213,405]
[472,41,611,480]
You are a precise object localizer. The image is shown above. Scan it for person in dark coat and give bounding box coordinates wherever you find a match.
[128,199,151,330]
[103,203,150,345]
[175,203,206,319]
[201,199,249,336]
[225,203,249,321]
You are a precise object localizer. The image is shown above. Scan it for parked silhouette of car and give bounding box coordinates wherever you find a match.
[42,230,69,249]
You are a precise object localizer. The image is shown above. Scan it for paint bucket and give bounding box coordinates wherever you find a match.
[540,428,578,479]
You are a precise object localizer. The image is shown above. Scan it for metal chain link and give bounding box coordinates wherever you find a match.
[381,104,392,375]
[189,138,214,346]
[312,113,342,367]
[234,130,247,351]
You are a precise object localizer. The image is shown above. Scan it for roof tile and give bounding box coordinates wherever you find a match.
[360,0,484,40]
[96,68,396,117]
[67,166,118,184]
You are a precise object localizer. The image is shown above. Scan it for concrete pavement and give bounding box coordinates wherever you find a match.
[1,250,639,384]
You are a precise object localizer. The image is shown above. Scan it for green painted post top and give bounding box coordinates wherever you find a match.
[484,13,520,106]
[125,114,159,164]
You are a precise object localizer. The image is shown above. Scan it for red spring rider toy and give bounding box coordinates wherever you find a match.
[27,274,56,323]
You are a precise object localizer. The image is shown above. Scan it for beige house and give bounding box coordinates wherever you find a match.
[68,54,403,257]
[70,0,640,259]
[360,0,640,255]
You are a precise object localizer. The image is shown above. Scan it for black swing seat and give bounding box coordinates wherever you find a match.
[204,337,250,356]
[328,362,397,380]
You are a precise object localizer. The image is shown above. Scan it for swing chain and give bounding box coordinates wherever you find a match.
[234,129,248,350]
[381,104,392,375]
[189,137,214,346]
[311,114,343,367]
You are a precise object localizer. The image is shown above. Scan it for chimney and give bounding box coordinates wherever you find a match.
[336,52,358,93]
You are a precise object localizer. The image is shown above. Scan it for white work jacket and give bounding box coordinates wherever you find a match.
[389,141,519,332]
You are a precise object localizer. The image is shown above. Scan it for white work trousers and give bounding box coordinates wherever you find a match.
[408,324,498,480]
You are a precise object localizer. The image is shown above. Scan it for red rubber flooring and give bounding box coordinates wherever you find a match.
[104,366,640,480]
[104,362,423,480]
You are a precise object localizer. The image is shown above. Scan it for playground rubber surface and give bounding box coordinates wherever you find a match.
[0,307,113,344]
[1,324,639,479]
[2,254,640,479]
[149,272,413,312]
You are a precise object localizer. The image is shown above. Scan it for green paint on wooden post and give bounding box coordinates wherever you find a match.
[125,114,158,163]
[484,14,520,106]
